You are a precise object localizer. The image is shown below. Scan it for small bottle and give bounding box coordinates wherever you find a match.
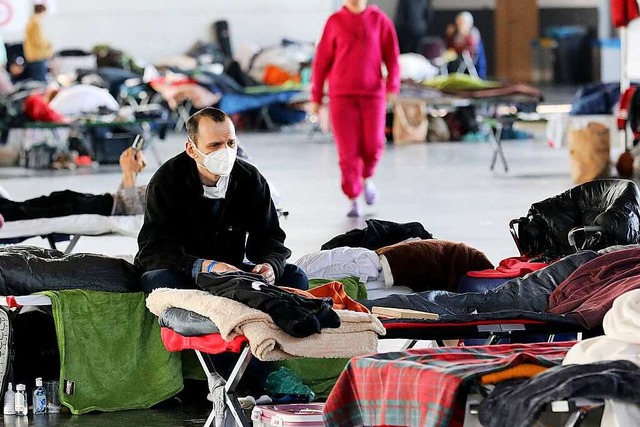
[14,384,27,416]
[32,378,46,415]
[3,382,15,415]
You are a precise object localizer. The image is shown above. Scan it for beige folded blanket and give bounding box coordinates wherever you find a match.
[146,288,386,362]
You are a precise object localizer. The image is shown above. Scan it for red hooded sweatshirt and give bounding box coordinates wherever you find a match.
[311,5,400,104]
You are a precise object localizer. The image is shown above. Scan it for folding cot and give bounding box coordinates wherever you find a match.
[380,314,592,349]
[395,81,544,172]
[0,118,166,166]
[156,304,594,427]
[160,327,252,427]
[323,342,606,427]
[0,293,598,427]
[0,214,142,253]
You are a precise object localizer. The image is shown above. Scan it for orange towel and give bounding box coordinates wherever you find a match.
[263,65,301,86]
[283,282,369,313]
[481,364,548,385]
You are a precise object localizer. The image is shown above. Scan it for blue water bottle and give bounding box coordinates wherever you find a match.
[32,378,46,414]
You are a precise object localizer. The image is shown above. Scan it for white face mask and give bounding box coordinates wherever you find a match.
[190,139,237,176]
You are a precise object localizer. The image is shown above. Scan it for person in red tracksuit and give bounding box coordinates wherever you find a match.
[311,0,400,217]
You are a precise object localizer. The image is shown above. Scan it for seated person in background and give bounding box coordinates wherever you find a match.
[445,11,487,79]
[0,148,147,221]
[135,107,308,292]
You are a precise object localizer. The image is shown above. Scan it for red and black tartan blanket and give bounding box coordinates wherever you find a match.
[323,342,574,427]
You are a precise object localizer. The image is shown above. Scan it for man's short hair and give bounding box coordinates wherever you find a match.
[34,4,47,13]
[186,107,230,146]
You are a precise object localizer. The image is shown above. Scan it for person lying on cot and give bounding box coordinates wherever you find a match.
[0,147,147,220]
[135,107,308,293]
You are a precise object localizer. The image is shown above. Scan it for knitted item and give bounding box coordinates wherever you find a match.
[375,239,493,292]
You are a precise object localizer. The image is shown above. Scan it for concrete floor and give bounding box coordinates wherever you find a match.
[2,404,212,427]
[0,126,580,265]
[1,120,605,426]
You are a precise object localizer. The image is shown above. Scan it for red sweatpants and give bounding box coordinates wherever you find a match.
[329,96,387,199]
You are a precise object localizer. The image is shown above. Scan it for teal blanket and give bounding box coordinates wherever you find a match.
[42,290,183,414]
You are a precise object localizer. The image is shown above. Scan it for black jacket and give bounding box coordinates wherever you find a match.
[135,152,291,279]
[197,271,339,338]
[321,219,433,251]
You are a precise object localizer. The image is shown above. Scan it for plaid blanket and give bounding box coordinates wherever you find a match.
[323,342,574,427]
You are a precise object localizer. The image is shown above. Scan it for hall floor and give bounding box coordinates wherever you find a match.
[0,126,579,264]
[1,119,605,427]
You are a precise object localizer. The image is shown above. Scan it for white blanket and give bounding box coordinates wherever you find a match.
[563,289,640,427]
[146,288,385,362]
[365,278,413,300]
[295,247,381,283]
[0,214,143,239]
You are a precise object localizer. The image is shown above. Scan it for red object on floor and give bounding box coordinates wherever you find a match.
[75,155,93,167]
[160,327,247,354]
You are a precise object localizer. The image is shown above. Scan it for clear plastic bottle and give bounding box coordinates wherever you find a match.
[32,378,46,414]
[3,382,15,415]
[14,384,27,416]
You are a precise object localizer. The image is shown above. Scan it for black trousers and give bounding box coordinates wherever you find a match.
[139,263,309,294]
[0,190,114,221]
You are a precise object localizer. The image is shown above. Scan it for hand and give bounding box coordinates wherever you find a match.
[386,92,397,105]
[252,263,275,285]
[134,150,147,173]
[310,102,321,116]
[202,260,240,273]
[119,147,147,175]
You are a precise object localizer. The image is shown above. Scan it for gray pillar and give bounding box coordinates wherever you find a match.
[598,0,612,40]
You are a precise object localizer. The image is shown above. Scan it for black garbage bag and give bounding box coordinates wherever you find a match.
[516,179,640,259]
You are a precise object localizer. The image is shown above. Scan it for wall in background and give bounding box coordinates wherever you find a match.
[1,0,333,62]
[2,0,625,82]
[372,0,600,79]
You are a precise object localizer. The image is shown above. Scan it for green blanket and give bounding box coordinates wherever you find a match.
[308,277,368,300]
[423,73,500,91]
[41,290,183,414]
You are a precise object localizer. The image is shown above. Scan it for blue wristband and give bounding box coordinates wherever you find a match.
[207,261,217,273]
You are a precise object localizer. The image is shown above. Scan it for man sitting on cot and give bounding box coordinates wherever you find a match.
[0,147,147,220]
[135,107,308,292]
